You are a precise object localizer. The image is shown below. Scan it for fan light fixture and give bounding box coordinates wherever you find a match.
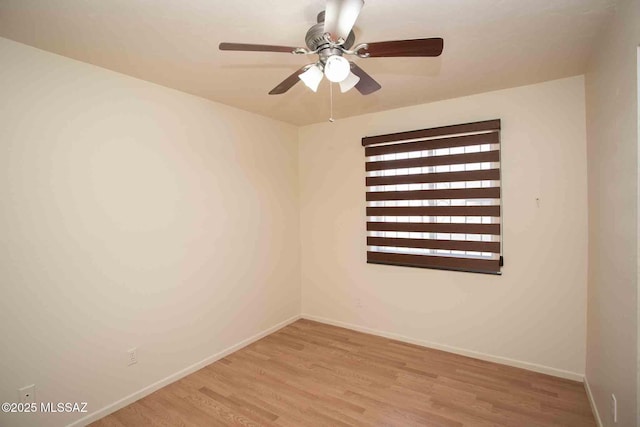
[299,59,359,93]
[339,71,360,93]
[298,65,324,92]
[324,55,350,82]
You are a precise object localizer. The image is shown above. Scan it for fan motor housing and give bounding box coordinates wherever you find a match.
[305,11,355,53]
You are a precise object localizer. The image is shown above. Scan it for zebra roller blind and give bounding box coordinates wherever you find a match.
[363,119,502,275]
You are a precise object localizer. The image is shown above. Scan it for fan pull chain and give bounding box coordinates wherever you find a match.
[329,82,335,123]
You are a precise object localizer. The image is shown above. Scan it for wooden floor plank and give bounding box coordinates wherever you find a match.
[90,319,595,426]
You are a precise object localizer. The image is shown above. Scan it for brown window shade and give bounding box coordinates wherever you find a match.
[363,119,502,275]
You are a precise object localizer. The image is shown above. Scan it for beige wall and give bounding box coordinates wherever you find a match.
[299,76,588,379]
[0,38,300,427]
[584,0,639,425]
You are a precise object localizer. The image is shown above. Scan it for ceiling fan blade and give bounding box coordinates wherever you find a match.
[361,38,444,57]
[219,42,299,53]
[324,0,364,43]
[269,66,311,95]
[350,62,381,95]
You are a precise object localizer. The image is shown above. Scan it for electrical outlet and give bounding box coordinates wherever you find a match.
[127,348,138,366]
[18,384,35,404]
[611,393,617,423]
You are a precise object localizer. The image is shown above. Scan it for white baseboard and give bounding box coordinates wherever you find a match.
[584,376,603,427]
[68,314,301,427]
[302,313,585,382]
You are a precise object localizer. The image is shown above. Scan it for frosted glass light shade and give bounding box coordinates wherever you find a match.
[339,71,360,93]
[298,65,323,92]
[324,56,350,83]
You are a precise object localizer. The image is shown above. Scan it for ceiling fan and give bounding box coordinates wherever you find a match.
[219,0,444,96]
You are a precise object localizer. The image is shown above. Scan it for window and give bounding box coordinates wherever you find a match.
[363,119,502,275]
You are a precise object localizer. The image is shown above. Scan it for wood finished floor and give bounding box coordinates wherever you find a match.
[91,319,595,426]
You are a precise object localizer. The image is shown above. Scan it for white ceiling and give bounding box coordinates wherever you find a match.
[0,0,615,125]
